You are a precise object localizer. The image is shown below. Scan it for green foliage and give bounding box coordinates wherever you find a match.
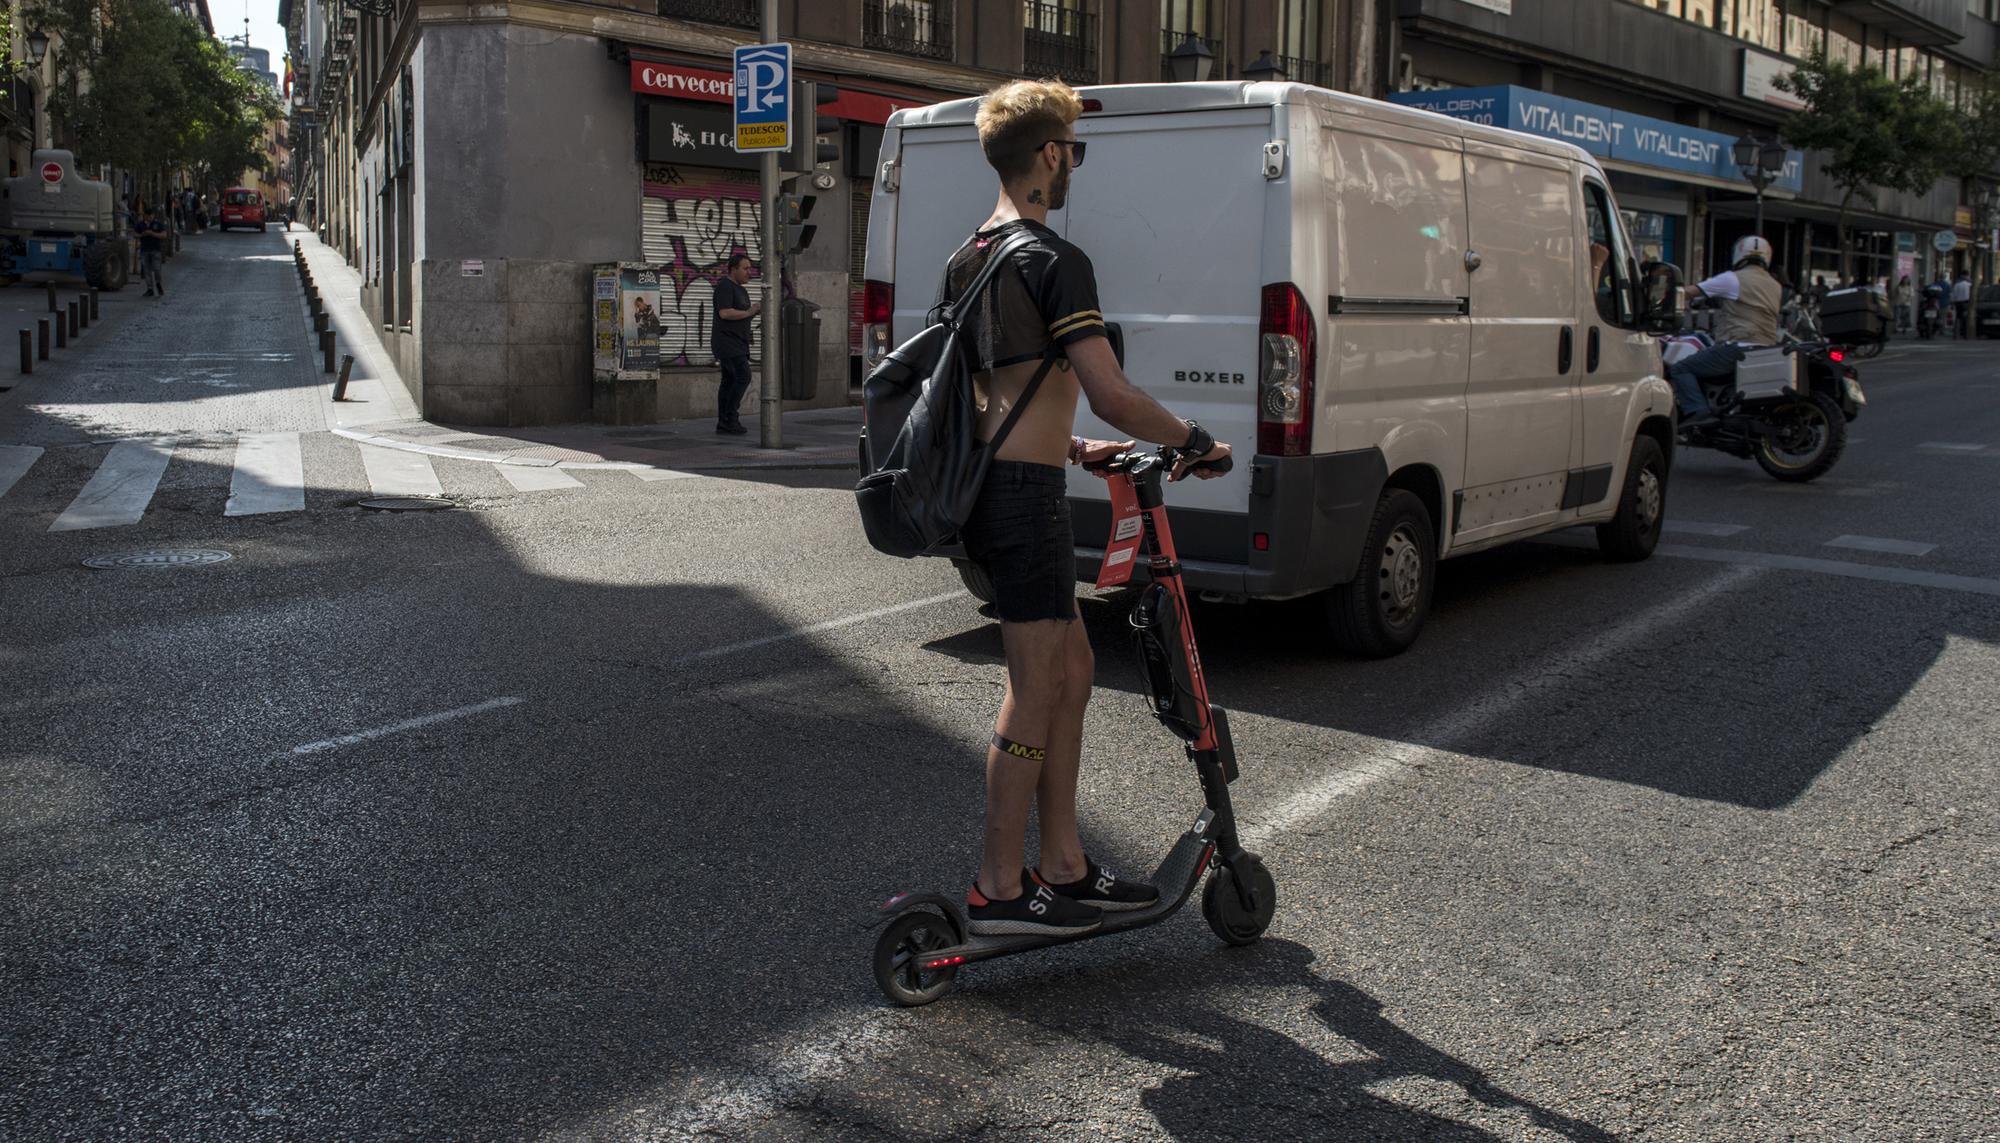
[24,0,280,188]
[1777,49,1959,275]
[1951,73,2000,186]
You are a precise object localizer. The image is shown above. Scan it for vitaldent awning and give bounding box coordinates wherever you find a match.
[1388,85,1805,195]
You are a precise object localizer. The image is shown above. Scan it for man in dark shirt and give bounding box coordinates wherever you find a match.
[135,207,167,297]
[710,253,761,435]
[947,79,1231,938]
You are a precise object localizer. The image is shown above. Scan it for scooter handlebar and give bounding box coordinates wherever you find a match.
[1083,445,1234,478]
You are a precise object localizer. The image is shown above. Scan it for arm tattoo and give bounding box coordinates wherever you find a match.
[1027,188,1045,205]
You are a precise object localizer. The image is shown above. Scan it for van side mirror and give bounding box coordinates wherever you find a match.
[1639,262,1683,333]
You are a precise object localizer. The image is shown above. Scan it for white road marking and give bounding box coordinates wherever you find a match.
[0,444,43,499]
[49,439,176,532]
[1918,441,1988,452]
[1825,534,1936,557]
[1243,563,1760,847]
[1538,533,2000,595]
[358,443,443,497]
[629,466,700,482]
[1663,520,1750,537]
[290,696,524,756]
[669,591,968,668]
[224,432,306,516]
[497,464,585,492]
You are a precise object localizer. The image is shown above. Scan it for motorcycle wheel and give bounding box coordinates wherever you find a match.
[1755,392,1846,483]
[1851,340,1884,359]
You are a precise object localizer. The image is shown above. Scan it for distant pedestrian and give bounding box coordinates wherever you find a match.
[710,252,761,436]
[135,207,168,296]
[1953,272,1972,338]
[1894,274,1914,333]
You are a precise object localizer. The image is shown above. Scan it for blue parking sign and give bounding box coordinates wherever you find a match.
[733,43,791,153]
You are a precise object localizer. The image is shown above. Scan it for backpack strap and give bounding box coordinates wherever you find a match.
[983,345,1061,455]
[937,228,1040,326]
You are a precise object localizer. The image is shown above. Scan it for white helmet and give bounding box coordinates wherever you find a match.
[1732,235,1773,268]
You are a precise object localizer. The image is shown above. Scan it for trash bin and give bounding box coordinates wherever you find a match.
[781,297,821,400]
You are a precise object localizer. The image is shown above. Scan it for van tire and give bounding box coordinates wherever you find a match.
[1325,489,1435,658]
[1596,435,1667,562]
[953,559,995,605]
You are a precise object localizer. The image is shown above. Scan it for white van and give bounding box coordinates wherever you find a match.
[862,82,1683,655]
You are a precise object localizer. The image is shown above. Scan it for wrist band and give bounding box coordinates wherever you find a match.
[1181,420,1213,457]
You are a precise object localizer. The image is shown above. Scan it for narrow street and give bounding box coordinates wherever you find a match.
[2,234,1996,1140]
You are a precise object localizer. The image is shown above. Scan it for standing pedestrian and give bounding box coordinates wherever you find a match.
[1952,271,1973,339]
[710,252,760,435]
[135,207,167,297]
[1894,274,1914,334]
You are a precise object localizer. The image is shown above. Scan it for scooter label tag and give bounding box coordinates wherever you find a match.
[1095,477,1146,589]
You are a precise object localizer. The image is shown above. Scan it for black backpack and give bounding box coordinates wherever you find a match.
[855,229,1059,559]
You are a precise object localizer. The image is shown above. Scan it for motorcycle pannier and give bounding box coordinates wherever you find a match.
[1819,288,1890,341]
[1734,346,1797,401]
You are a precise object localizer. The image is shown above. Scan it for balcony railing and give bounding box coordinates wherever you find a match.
[1024,1,1098,85]
[657,0,757,29]
[864,0,953,61]
[1274,53,1332,88]
[1160,28,1226,81]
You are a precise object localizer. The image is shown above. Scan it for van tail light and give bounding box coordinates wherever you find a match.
[1258,283,1316,456]
[863,279,893,369]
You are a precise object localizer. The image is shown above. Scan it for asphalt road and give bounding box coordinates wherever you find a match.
[2,234,1995,1141]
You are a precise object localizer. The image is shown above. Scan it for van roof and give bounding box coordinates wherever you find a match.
[888,81,1594,171]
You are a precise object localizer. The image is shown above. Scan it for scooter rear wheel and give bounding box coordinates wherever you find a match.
[1202,859,1277,947]
[872,910,961,1006]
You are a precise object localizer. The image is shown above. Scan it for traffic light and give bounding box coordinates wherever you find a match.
[782,81,843,174]
[776,191,817,254]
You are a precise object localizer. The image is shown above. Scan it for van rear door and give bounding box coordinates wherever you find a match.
[885,123,1039,348]
[1063,106,1270,571]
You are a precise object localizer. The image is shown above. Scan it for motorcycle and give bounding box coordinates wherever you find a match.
[1918,285,1945,339]
[1664,332,1864,482]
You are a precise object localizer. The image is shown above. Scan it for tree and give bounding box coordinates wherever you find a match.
[1777,49,1960,281]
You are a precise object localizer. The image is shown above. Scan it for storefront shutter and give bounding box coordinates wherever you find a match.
[641,167,764,366]
[849,183,871,354]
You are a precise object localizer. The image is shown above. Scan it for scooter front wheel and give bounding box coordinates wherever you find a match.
[872,910,961,1006]
[1202,859,1277,947]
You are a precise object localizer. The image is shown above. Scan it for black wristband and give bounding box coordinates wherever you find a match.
[1181,419,1213,457]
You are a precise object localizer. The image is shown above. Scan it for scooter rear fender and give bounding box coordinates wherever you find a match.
[860,891,966,939]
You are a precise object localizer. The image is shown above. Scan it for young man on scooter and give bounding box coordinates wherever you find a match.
[946,79,1232,936]
[1672,236,1783,429]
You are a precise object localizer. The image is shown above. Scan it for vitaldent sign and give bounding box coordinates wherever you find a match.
[1389,85,1805,194]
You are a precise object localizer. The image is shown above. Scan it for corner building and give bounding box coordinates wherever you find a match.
[281,0,1354,427]
[1382,0,1996,286]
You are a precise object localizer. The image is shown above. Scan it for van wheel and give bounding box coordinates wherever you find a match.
[953,559,995,605]
[1325,489,1435,658]
[1596,435,1667,562]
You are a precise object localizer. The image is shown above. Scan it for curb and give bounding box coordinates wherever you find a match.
[328,426,858,473]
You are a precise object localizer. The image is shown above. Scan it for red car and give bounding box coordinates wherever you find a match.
[219,187,266,231]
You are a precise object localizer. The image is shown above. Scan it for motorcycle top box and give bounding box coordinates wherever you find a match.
[1819,288,1890,341]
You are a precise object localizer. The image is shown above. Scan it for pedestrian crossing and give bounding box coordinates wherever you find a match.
[0,432,700,533]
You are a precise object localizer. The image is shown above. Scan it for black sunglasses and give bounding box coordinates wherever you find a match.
[1041,138,1086,168]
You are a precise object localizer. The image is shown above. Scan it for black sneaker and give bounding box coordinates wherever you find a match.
[143,289,155,297]
[1038,856,1160,912]
[716,421,748,436]
[966,871,1101,936]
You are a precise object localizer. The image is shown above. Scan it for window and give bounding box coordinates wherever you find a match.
[1024,1,1099,86]
[1274,0,1329,87]
[864,0,953,60]
[1160,0,1224,77]
[656,0,757,28]
[1783,0,1822,58]
[1584,182,1637,327]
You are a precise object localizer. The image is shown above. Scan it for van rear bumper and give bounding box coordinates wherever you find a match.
[1071,448,1387,600]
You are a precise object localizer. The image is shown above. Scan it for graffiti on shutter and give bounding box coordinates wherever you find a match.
[642,166,764,366]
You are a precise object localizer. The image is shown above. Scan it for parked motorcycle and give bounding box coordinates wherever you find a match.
[1664,334,1864,482]
[1918,284,1945,339]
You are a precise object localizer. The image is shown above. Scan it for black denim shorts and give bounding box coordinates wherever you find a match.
[961,460,1077,623]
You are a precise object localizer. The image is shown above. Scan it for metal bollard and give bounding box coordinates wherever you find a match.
[76,294,89,330]
[55,313,66,349]
[309,293,323,316]
[66,301,78,340]
[37,317,49,360]
[19,329,31,375]
[320,329,336,373]
[332,354,354,401]
[313,310,329,334]
[45,284,56,313]
[89,290,99,321]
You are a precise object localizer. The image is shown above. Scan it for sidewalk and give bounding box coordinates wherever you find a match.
[291,230,859,472]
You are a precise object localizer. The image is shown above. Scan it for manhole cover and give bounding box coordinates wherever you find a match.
[357,496,455,512]
[83,548,233,570]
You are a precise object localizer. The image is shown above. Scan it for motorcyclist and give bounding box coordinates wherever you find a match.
[1672,236,1782,428]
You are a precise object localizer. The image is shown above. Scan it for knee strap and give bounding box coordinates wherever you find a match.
[991,734,1047,763]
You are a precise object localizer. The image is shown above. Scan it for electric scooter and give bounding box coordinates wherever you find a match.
[863,444,1276,1007]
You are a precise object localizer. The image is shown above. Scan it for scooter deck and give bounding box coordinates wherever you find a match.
[916,828,1216,967]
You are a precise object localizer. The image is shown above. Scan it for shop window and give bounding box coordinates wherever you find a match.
[1584,182,1638,328]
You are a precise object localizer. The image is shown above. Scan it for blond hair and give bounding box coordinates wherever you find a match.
[975,79,1084,183]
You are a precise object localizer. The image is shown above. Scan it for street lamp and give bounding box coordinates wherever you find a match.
[1732,133,1788,234]
[1167,35,1214,83]
[26,29,49,67]
[1243,49,1286,83]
